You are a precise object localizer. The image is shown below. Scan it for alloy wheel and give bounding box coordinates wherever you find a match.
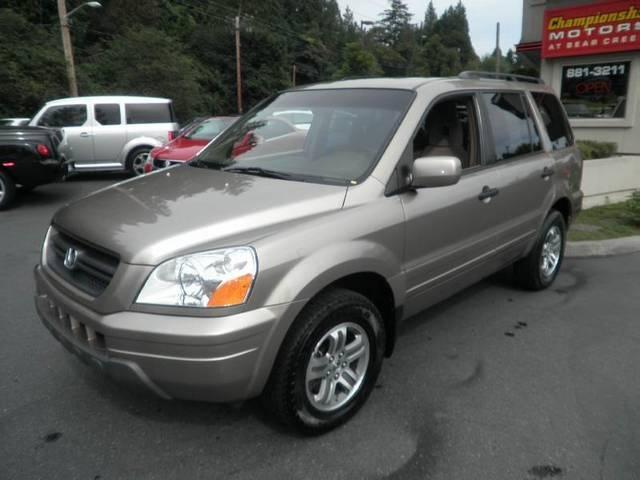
[305,322,370,412]
[540,225,562,279]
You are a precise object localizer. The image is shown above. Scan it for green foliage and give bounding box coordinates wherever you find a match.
[423,1,437,38]
[0,8,67,117]
[569,201,640,241]
[626,191,640,226]
[433,2,477,68]
[379,0,412,48]
[478,48,539,77]
[577,140,618,160]
[85,27,212,120]
[0,0,484,120]
[334,42,383,79]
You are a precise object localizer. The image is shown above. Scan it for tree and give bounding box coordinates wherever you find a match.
[411,33,462,77]
[422,1,437,38]
[378,0,412,48]
[434,1,478,69]
[334,42,383,79]
[0,0,487,120]
[88,27,211,120]
[0,8,67,117]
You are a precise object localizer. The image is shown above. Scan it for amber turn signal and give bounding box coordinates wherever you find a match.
[208,274,254,307]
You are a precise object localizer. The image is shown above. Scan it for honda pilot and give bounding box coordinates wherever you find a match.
[34,73,582,434]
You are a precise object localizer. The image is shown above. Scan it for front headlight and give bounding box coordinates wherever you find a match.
[136,247,257,308]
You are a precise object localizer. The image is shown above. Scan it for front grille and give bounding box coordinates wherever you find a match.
[44,296,106,353]
[47,228,119,297]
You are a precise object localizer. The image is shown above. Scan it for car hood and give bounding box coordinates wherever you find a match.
[155,137,209,161]
[53,165,347,265]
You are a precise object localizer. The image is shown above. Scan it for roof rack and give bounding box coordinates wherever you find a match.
[458,71,545,84]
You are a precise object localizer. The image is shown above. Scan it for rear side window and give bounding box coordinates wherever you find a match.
[37,105,87,127]
[481,93,536,163]
[94,104,121,125]
[532,93,573,150]
[125,103,173,124]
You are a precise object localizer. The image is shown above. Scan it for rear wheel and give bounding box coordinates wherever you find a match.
[514,210,566,290]
[126,147,152,177]
[0,170,16,210]
[262,288,385,434]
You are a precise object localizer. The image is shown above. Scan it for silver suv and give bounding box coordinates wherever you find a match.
[29,96,179,176]
[34,74,582,433]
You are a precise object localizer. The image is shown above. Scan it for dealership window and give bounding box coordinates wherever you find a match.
[560,62,630,119]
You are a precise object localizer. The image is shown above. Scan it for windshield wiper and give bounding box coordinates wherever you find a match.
[222,166,295,180]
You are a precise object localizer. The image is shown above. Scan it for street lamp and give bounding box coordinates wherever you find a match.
[57,1,102,97]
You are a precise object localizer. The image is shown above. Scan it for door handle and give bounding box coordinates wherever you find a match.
[478,185,499,202]
[541,166,555,179]
[79,132,92,138]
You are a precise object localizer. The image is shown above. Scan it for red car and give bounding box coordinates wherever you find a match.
[144,116,236,173]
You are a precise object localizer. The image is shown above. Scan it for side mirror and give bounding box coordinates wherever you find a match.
[411,156,462,188]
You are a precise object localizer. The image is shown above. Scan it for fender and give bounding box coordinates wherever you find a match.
[263,239,405,310]
[245,239,405,397]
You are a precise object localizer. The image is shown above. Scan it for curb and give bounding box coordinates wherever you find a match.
[566,235,640,258]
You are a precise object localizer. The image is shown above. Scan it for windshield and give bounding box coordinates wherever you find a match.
[185,118,233,141]
[192,89,414,184]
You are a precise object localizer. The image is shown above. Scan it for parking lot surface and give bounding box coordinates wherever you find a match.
[1,177,639,480]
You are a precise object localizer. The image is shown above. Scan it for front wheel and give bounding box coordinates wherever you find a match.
[126,147,152,177]
[514,210,566,290]
[0,170,16,210]
[262,288,385,434]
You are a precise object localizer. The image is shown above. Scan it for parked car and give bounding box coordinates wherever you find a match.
[0,126,69,209]
[35,73,582,434]
[0,118,30,127]
[230,116,304,157]
[144,116,237,172]
[29,96,179,176]
[272,110,313,130]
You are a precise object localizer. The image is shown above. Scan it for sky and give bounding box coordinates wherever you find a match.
[336,0,523,57]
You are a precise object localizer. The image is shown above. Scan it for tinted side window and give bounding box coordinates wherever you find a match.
[94,104,121,125]
[37,105,87,127]
[125,103,173,124]
[532,93,573,150]
[481,93,533,163]
[524,97,542,153]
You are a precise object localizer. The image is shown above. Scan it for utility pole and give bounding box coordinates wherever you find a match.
[235,15,243,114]
[495,22,501,73]
[292,64,297,87]
[57,0,79,96]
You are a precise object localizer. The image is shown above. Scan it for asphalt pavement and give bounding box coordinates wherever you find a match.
[1,178,639,480]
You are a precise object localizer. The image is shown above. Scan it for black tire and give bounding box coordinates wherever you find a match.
[514,210,566,290]
[126,147,152,177]
[262,288,386,434]
[0,170,17,210]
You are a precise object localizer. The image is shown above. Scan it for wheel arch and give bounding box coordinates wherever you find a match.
[120,137,163,166]
[551,196,572,226]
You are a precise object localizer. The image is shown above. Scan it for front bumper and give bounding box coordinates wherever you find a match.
[34,265,302,402]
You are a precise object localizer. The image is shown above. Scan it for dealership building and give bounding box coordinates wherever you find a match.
[517,0,640,154]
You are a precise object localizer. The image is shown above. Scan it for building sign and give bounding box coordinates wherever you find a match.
[542,1,640,58]
[560,61,630,118]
